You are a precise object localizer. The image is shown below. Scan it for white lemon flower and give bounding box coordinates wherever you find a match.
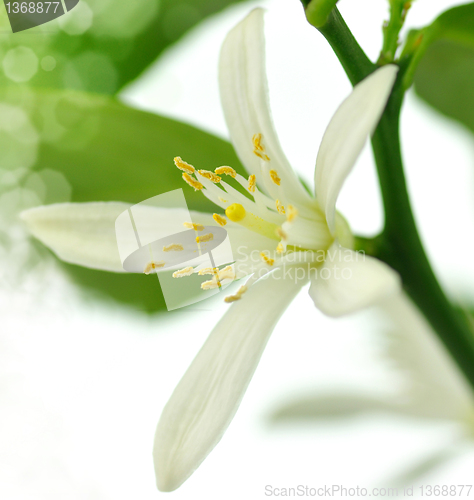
[20,8,402,492]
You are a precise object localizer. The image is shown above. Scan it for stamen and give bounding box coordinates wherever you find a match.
[198,169,221,183]
[226,203,280,241]
[276,242,284,254]
[218,196,228,203]
[201,265,235,290]
[260,252,275,266]
[163,243,183,252]
[144,261,165,274]
[213,213,227,226]
[218,265,235,280]
[174,157,195,174]
[276,199,286,214]
[269,170,281,186]
[286,205,298,222]
[182,172,203,191]
[198,267,218,276]
[248,174,256,193]
[252,133,270,161]
[196,233,214,243]
[254,150,270,161]
[276,227,288,240]
[201,279,220,290]
[224,285,248,303]
[215,166,236,178]
[183,222,204,231]
[172,266,194,278]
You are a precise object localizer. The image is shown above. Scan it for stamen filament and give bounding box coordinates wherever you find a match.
[225,203,280,241]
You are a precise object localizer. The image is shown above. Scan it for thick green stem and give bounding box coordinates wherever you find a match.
[373,90,474,391]
[317,8,375,85]
[313,8,474,391]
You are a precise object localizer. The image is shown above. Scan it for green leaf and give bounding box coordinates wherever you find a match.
[17,88,247,206]
[414,39,474,133]
[5,87,246,313]
[0,0,248,93]
[404,3,474,132]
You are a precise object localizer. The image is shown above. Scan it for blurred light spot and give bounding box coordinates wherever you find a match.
[38,169,72,204]
[41,56,57,72]
[48,93,101,150]
[24,173,47,203]
[0,104,39,170]
[0,187,42,220]
[0,168,28,188]
[89,0,158,38]
[162,4,201,42]
[58,0,93,35]
[63,52,118,93]
[3,47,39,83]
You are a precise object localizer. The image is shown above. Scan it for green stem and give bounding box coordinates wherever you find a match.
[313,8,474,391]
[373,88,474,391]
[317,8,375,85]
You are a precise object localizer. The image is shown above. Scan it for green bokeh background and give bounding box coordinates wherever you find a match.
[2,0,474,313]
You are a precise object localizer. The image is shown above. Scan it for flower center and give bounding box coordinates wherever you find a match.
[225,203,279,241]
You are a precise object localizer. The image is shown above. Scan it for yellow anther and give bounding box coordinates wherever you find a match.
[143,261,165,275]
[198,169,221,183]
[260,252,275,266]
[252,133,270,161]
[286,204,298,222]
[218,265,235,281]
[276,242,284,254]
[224,285,248,303]
[163,243,183,252]
[215,166,236,178]
[200,266,235,290]
[218,196,228,203]
[254,150,270,162]
[174,157,195,174]
[172,266,194,278]
[196,233,214,243]
[198,267,218,276]
[201,279,220,290]
[183,222,205,231]
[252,133,263,151]
[276,227,288,240]
[269,170,281,186]
[225,203,246,222]
[213,213,227,226]
[276,199,286,214]
[182,172,203,191]
[248,174,256,193]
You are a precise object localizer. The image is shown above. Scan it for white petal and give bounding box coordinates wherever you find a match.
[20,202,129,272]
[20,202,277,276]
[309,242,400,317]
[314,65,398,233]
[378,292,474,421]
[219,8,312,205]
[153,272,303,491]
